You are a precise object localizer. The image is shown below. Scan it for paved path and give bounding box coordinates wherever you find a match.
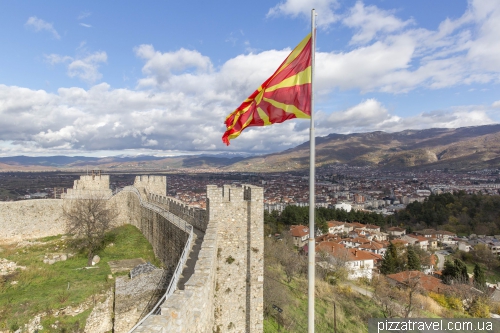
[346,282,373,298]
[435,251,446,270]
[177,227,205,290]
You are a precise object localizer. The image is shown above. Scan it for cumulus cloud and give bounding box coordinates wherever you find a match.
[25,16,60,39]
[4,1,500,155]
[0,82,496,156]
[135,45,213,88]
[267,0,339,28]
[343,2,413,45]
[45,51,107,83]
[317,99,495,135]
[266,0,500,93]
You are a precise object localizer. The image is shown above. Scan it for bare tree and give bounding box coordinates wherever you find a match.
[373,276,402,318]
[63,195,118,266]
[473,244,499,270]
[400,271,423,318]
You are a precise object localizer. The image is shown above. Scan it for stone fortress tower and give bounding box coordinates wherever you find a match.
[0,173,264,332]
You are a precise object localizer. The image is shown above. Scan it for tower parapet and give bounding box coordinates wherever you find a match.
[134,175,167,197]
[63,171,112,198]
[137,184,264,332]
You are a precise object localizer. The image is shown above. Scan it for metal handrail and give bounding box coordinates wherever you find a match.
[118,186,194,332]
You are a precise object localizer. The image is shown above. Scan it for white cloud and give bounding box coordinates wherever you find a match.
[318,99,495,135]
[267,0,339,28]
[78,11,91,20]
[25,16,60,39]
[45,51,107,83]
[5,2,500,155]
[135,45,213,88]
[343,2,413,45]
[79,23,92,28]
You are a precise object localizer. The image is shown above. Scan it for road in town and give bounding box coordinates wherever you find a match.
[435,251,448,270]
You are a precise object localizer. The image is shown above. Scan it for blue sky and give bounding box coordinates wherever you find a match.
[0,0,499,157]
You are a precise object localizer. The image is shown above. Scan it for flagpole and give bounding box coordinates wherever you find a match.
[308,8,316,333]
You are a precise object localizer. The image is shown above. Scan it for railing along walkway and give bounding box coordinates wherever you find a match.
[118,186,198,332]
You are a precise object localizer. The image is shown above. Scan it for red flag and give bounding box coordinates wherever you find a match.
[222,34,312,145]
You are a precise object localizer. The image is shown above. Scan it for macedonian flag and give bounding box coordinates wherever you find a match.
[222,33,312,145]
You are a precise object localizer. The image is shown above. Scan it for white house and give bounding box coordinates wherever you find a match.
[334,202,352,212]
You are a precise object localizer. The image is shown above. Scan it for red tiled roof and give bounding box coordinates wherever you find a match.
[315,234,341,243]
[352,237,371,244]
[290,225,309,237]
[387,227,406,232]
[346,248,381,261]
[316,241,345,255]
[387,270,448,293]
[327,221,344,227]
[359,241,385,250]
[407,234,428,242]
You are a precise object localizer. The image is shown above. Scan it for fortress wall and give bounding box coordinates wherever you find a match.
[134,175,167,197]
[0,175,264,333]
[0,199,66,242]
[135,184,264,333]
[109,190,141,227]
[136,205,189,271]
[110,189,188,270]
[149,194,208,232]
[74,174,111,191]
[211,185,264,333]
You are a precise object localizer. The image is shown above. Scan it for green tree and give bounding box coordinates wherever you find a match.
[455,258,469,282]
[473,263,486,289]
[442,258,469,284]
[380,242,398,275]
[406,246,421,271]
[442,260,458,284]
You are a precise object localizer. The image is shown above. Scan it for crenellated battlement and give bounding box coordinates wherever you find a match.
[147,193,208,231]
[134,183,264,332]
[134,175,167,196]
[63,173,112,198]
[206,184,263,203]
[1,174,263,333]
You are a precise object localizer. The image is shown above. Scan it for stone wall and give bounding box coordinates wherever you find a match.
[0,199,65,242]
[134,184,264,333]
[0,175,264,333]
[148,194,208,232]
[211,185,264,333]
[110,189,188,271]
[64,174,112,198]
[134,175,167,197]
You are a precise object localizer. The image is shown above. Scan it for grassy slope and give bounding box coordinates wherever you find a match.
[264,273,383,333]
[0,224,160,331]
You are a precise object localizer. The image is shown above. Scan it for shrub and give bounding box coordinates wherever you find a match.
[429,292,447,308]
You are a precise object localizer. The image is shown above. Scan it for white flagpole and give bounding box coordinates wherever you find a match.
[308,8,316,333]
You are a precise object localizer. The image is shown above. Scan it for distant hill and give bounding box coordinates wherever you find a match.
[225,124,500,172]
[0,154,246,172]
[1,124,500,172]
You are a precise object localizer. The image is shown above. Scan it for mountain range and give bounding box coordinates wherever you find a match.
[1,124,500,172]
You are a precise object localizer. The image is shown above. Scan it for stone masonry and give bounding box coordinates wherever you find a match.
[0,174,264,333]
[134,184,264,333]
[0,199,65,242]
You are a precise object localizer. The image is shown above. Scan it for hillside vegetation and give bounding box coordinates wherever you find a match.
[227,124,500,172]
[395,192,500,235]
[264,236,383,332]
[0,224,160,332]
